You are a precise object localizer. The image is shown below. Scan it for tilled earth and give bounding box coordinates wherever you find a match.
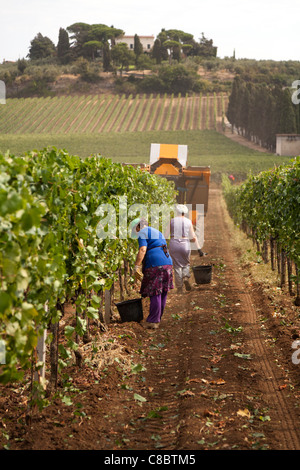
[1,188,300,455]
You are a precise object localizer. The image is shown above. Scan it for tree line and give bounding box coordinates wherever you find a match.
[226,76,300,152]
[25,23,217,68]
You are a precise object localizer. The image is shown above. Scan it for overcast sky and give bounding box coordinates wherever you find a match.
[1,0,299,62]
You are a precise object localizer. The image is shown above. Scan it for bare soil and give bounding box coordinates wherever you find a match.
[224,124,272,153]
[1,188,300,455]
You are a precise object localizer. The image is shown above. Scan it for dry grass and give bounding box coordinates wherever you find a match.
[81,330,136,374]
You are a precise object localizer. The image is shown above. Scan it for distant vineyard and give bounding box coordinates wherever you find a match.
[0,92,228,134]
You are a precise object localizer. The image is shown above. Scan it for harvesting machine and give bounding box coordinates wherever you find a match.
[124,143,211,225]
[149,143,210,224]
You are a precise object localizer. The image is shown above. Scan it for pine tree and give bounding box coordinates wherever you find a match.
[27,33,56,60]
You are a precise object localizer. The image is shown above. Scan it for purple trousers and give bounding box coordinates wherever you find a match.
[147,291,168,324]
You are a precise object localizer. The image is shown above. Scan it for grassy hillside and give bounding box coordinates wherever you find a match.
[0,89,294,182]
[0,129,292,182]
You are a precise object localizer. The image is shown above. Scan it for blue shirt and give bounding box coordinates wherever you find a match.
[138,226,173,269]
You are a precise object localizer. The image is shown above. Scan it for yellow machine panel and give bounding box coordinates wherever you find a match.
[154,163,180,176]
[159,144,180,159]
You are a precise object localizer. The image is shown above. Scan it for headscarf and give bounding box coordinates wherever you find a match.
[129,217,148,239]
[176,204,188,215]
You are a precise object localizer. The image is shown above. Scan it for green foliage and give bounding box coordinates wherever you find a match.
[156,29,215,62]
[151,39,163,65]
[57,28,71,65]
[67,23,124,61]
[222,157,300,267]
[83,41,103,61]
[111,43,135,74]
[134,35,143,60]
[137,75,164,93]
[17,58,27,74]
[0,148,177,385]
[27,33,56,60]
[157,64,199,94]
[189,33,217,58]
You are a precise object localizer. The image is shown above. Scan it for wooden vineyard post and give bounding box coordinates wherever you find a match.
[280,249,286,288]
[295,264,300,307]
[34,329,47,384]
[49,321,59,390]
[276,243,281,275]
[287,257,294,297]
[123,259,129,295]
[97,290,105,324]
[270,237,275,271]
[104,287,113,324]
[262,240,268,264]
[34,302,48,385]
[118,268,124,301]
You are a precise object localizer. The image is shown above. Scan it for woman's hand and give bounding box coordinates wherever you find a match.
[133,265,143,281]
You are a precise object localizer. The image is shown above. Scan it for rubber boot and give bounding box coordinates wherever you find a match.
[144,322,159,329]
[183,277,192,291]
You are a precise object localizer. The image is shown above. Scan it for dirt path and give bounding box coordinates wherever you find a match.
[202,189,300,450]
[224,124,272,153]
[1,189,300,452]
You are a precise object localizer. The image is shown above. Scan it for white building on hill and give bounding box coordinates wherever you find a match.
[115,35,154,53]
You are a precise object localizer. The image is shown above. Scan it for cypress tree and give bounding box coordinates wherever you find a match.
[103,43,111,71]
[226,76,241,132]
[247,82,256,142]
[294,82,300,133]
[239,83,250,137]
[228,78,299,151]
[151,39,162,64]
[298,88,300,133]
[278,88,297,134]
[264,92,276,151]
[57,28,71,64]
[134,34,143,63]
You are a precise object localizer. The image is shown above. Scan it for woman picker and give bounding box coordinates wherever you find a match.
[166,204,205,293]
[130,217,174,329]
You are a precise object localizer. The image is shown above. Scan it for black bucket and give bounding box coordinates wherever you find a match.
[192,265,212,284]
[115,298,143,323]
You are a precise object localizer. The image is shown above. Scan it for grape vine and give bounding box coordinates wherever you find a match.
[222,156,300,305]
[0,148,177,387]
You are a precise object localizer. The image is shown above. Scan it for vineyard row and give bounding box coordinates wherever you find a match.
[0,148,176,390]
[222,157,300,305]
[0,92,228,135]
